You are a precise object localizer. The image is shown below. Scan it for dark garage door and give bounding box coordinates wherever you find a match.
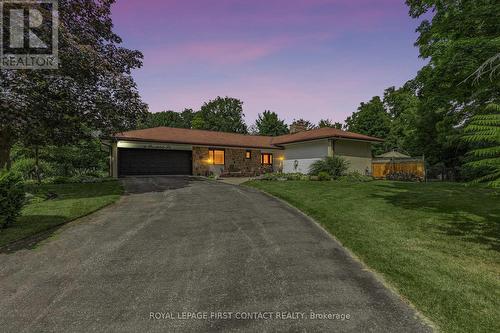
[118,148,192,176]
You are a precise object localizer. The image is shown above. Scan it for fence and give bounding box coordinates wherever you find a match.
[372,158,425,180]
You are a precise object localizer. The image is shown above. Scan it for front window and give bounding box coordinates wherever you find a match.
[245,150,252,159]
[209,149,225,165]
[261,153,273,165]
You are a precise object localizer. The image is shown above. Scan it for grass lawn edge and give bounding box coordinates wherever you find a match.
[0,182,123,252]
[243,182,438,332]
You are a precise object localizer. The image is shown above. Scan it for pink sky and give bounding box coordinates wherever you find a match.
[112,0,426,125]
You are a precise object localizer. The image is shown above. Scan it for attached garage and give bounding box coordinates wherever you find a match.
[118,148,192,176]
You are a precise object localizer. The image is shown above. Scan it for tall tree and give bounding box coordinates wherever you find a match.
[404,0,500,177]
[254,111,288,136]
[180,109,196,127]
[383,84,420,154]
[290,119,315,133]
[345,96,391,154]
[140,109,194,129]
[462,104,500,187]
[0,0,147,170]
[318,119,343,129]
[407,0,500,113]
[193,97,248,133]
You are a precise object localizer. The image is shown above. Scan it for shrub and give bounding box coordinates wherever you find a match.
[317,171,331,181]
[11,141,109,181]
[11,157,55,181]
[386,171,422,182]
[261,173,307,181]
[0,171,26,229]
[261,173,280,181]
[309,156,349,179]
[284,173,304,181]
[42,140,108,177]
[338,171,373,182]
[69,175,114,184]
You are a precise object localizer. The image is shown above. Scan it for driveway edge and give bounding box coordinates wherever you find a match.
[0,196,123,254]
[241,183,437,332]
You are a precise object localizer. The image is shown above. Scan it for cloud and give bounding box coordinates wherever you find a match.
[144,38,293,66]
[112,0,422,124]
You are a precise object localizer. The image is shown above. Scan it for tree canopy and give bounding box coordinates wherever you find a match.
[140,109,195,129]
[192,97,248,133]
[318,119,343,129]
[345,97,391,154]
[337,1,500,179]
[382,85,420,155]
[401,0,499,177]
[290,119,316,133]
[254,111,289,136]
[462,104,500,187]
[407,0,500,111]
[0,0,147,169]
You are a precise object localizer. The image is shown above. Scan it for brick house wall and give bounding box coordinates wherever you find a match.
[224,148,261,175]
[192,146,277,176]
[192,146,210,176]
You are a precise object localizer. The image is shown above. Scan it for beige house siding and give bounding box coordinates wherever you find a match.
[283,139,330,160]
[334,140,373,174]
[268,150,285,173]
[282,140,329,174]
[111,142,118,178]
[281,139,373,174]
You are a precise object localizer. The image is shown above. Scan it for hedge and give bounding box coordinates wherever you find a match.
[0,171,25,228]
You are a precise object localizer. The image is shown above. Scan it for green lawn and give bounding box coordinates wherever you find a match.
[0,181,123,248]
[246,180,500,333]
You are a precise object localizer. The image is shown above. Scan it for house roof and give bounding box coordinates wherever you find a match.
[271,127,384,145]
[113,126,383,149]
[114,127,277,149]
[376,150,411,158]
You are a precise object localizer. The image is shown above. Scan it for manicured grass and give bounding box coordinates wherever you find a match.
[245,180,500,333]
[0,181,123,248]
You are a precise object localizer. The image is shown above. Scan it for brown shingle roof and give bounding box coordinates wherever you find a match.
[114,127,277,149]
[272,127,384,145]
[113,126,383,149]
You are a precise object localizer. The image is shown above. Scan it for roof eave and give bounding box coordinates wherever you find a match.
[274,135,384,145]
[114,136,282,150]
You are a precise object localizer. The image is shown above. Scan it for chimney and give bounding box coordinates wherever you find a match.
[290,121,309,134]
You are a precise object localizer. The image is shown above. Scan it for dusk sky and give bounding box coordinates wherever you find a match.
[111,0,427,125]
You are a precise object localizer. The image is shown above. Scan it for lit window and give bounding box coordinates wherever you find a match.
[245,150,251,159]
[209,149,225,165]
[261,153,273,165]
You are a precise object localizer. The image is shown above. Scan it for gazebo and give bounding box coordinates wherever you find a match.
[376,150,412,159]
[372,150,425,180]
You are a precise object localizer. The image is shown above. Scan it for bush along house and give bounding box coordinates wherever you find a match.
[106,126,383,177]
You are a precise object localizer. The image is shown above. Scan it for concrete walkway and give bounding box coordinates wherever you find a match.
[216,176,255,186]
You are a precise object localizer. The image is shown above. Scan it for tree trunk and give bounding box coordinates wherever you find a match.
[0,128,12,171]
[34,145,41,184]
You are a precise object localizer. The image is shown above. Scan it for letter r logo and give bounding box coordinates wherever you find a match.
[9,8,48,49]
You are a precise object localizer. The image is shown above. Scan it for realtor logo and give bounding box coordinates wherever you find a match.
[0,0,58,69]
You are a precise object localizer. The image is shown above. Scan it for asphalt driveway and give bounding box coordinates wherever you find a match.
[0,177,432,332]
